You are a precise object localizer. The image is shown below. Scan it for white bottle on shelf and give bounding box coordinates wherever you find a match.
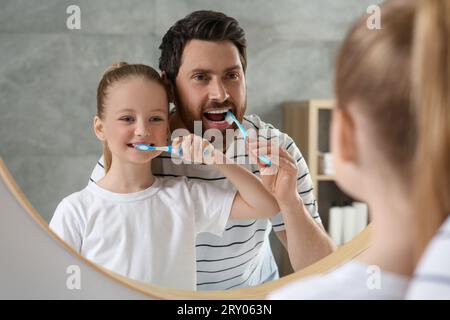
[328,206,344,246]
[323,152,335,175]
[343,204,357,243]
[353,201,369,235]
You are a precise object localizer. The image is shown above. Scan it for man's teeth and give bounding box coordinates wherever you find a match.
[205,109,231,114]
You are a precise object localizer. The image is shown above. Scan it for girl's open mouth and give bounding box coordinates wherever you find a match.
[127,143,155,148]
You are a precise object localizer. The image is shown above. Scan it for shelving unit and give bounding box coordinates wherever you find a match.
[275,100,368,276]
[283,100,333,197]
[282,100,354,230]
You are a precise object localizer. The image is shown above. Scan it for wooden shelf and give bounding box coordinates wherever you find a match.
[283,99,334,199]
[283,99,355,234]
[308,100,334,110]
[279,100,346,275]
[282,101,368,258]
[317,174,335,181]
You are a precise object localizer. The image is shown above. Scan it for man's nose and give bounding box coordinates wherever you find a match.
[208,77,229,102]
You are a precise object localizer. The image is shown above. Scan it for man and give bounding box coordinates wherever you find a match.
[91,10,334,291]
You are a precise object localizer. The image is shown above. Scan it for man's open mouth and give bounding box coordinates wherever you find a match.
[203,108,232,122]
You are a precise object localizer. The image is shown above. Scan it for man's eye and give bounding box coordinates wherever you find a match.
[227,72,239,80]
[193,74,208,81]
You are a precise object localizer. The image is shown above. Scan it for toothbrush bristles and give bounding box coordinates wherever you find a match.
[225,111,235,124]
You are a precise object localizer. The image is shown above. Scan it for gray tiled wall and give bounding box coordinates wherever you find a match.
[0,0,380,222]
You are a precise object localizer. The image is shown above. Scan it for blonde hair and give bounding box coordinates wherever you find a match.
[412,0,450,256]
[96,62,166,173]
[335,0,450,260]
[335,0,417,170]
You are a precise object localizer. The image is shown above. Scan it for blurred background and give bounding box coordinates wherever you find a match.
[0,0,380,274]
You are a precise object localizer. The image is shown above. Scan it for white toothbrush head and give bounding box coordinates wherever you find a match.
[225,111,248,138]
[134,144,179,155]
[134,144,154,151]
[225,111,237,125]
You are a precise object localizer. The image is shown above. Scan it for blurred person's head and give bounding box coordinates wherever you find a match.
[331,0,449,257]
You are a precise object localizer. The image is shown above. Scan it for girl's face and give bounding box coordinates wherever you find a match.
[95,76,169,165]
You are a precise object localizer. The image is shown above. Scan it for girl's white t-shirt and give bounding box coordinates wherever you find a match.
[268,261,409,300]
[406,216,450,299]
[49,176,235,291]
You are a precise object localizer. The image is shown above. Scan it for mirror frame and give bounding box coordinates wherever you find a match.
[0,158,371,299]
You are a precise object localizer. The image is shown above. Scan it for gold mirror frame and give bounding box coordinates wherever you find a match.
[0,158,371,299]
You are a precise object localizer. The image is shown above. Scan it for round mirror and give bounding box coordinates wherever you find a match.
[0,0,375,297]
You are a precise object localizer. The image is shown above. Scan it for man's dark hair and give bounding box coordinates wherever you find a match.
[159,10,247,84]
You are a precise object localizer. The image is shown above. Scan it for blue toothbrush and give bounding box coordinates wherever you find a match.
[133,144,209,156]
[133,144,175,153]
[225,111,273,166]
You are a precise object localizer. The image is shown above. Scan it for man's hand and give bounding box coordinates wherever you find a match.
[248,141,301,205]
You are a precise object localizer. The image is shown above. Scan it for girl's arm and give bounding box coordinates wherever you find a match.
[173,134,280,220]
[212,151,280,220]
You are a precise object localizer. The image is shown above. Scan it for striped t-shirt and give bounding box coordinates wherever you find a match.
[90,114,321,291]
[406,215,450,299]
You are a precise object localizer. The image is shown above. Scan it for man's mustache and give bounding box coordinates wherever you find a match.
[203,100,235,110]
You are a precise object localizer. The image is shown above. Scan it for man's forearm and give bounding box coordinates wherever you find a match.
[280,197,336,271]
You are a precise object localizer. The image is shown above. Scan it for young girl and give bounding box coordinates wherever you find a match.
[262,0,450,299]
[405,0,450,299]
[49,62,280,291]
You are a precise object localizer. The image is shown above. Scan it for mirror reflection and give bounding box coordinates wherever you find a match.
[0,0,376,291]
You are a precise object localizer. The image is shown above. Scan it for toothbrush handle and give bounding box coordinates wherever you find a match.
[167,145,183,157]
[175,148,209,157]
[228,114,269,164]
[171,146,209,158]
[258,155,272,166]
[237,123,247,138]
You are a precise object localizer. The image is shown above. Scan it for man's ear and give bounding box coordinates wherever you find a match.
[337,109,357,163]
[161,71,175,104]
[93,116,106,141]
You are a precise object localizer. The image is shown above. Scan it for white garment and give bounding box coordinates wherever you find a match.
[90,114,320,290]
[49,176,235,291]
[406,216,450,299]
[268,261,409,300]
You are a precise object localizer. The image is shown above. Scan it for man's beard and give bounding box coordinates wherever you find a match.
[173,89,247,135]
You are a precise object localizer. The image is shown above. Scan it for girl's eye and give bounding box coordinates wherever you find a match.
[120,116,134,122]
[150,117,163,122]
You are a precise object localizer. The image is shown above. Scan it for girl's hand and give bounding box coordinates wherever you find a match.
[172,134,216,165]
[248,141,301,205]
